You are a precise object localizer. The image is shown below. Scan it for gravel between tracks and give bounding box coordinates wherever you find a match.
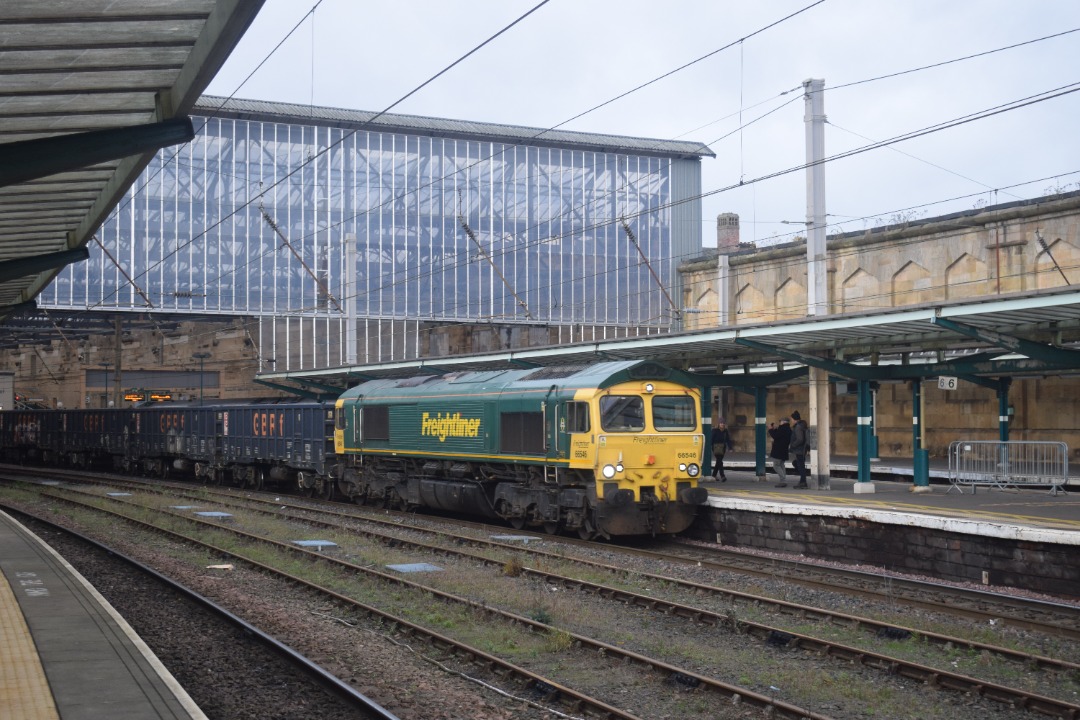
[17,512,557,720]
[8,491,1079,720]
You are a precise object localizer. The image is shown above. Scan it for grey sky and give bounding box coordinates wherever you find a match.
[205,0,1080,248]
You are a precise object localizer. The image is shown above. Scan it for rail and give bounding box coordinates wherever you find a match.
[947,440,1069,495]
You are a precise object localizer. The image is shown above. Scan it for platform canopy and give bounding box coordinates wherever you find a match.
[0,0,263,317]
[255,287,1080,397]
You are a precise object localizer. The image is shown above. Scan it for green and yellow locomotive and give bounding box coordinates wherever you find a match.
[334,360,708,538]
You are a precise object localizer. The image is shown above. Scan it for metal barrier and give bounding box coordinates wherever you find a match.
[947,440,1069,495]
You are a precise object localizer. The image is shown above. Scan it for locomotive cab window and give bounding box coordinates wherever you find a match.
[652,396,696,431]
[335,406,346,430]
[600,396,645,432]
[565,402,590,433]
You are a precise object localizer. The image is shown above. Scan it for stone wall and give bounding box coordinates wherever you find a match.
[690,507,1078,599]
[6,317,278,409]
[2,316,656,409]
[683,192,1080,327]
[682,192,1080,460]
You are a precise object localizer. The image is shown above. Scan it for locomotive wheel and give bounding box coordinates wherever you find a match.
[577,517,596,540]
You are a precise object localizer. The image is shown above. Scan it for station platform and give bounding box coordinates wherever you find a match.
[704,454,1080,541]
[694,455,1080,598]
[0,510,205,720]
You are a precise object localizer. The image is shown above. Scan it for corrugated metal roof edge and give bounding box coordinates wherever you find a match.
[195,95,716,159]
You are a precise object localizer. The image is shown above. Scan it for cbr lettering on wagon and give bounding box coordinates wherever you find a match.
[158,413,185,432]
[252,412,285,436]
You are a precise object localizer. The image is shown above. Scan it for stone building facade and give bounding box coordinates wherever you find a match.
[679,191,1080,461]
[2,317,617,411]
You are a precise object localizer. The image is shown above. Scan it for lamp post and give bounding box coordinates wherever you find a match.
[99,362,111,408]
[192,352,210,404]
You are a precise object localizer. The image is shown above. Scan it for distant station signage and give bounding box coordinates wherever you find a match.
[124,390,173,402]
[938,376,959,391]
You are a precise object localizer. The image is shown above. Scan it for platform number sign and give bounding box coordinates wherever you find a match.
[938,376,958,391]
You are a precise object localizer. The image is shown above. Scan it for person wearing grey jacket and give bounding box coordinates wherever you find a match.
[789,410,809,488]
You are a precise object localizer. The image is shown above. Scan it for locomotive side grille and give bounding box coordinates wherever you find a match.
[362,406,390,441]
[499,412,544,454]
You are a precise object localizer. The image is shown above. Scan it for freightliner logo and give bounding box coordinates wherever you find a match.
[421,412,481,441]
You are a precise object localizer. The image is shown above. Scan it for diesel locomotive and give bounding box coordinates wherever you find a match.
[0,360,709,538]
[335,360,709,537]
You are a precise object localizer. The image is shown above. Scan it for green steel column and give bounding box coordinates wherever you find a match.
[857,379,872,483]
[755,387,768,479]
[869,382,880,460]
[912,380,929,487]
[998,377,1012,442]
[701,384,713,476]
[912,380,922,452]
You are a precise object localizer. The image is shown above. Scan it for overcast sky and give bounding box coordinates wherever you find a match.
[205,0,1080,249]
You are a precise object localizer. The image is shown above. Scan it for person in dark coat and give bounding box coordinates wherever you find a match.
[710,418,734,482]
[789,410,809,488]
[768,417,792,487]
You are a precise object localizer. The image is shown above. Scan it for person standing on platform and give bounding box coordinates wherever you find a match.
[710,418,734,482]
[768,417,792,487]
[790,410,809,489]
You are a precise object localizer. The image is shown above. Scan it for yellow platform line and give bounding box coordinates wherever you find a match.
[0,567,59,720]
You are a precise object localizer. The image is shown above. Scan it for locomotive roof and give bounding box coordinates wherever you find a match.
[338,360,695,399]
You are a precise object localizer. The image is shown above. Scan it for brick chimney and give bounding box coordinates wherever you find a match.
[716,213,739,252]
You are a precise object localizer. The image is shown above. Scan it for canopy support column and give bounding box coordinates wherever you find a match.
[855,379,876,492]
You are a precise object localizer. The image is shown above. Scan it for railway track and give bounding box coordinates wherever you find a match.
[31,465,1077,639]
[77,474,1080,672]
[2,504,400,720]
[647,538,1080,641]
[36,484,836,720]
[4,469,1079,719]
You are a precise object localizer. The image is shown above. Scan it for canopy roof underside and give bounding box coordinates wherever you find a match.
[0,0,263,318]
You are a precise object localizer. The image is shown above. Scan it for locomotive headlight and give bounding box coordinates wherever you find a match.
[615,463,624,473]
[644,383,655,393]
[679,463,688,472]
[687,464,701,477]
[602,464,617,479]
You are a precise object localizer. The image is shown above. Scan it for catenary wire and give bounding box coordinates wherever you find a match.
[86,0,554,309]
[86,1,825,310]
[79,17,1079,326]
[327,82,1080,306]
[677,26,1080,152]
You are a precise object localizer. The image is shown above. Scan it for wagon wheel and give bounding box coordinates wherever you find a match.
[577,516,596,540]
[543,521,561,536]
[509,517,527,531]
[252,468,265,491]
[321,478,334,501]
[296,472,316,497]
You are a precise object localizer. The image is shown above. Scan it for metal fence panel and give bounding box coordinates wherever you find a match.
[947,440,1069,495]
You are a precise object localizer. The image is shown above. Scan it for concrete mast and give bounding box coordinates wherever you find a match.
[803,78,840,491]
